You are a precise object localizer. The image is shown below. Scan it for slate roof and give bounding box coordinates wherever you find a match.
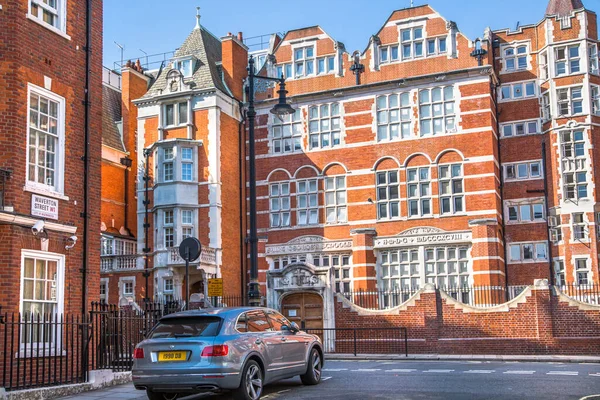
[546,0,584,16]
[142,26,229,99]
[102,85,124,151]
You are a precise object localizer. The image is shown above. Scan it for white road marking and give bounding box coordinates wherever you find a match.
[424,369,454,373]
[547,371,579,376]
[322,376,333,381]
[465,370,495,374]
[323,368,348,372]
[352,368,381,372]
[386,369,417,373]
[504,370,536,375]
[589,373,600,377]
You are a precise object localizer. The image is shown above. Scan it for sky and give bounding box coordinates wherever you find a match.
[102,0,593,70]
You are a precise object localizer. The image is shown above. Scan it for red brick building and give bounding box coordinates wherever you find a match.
[0,0,102,315]
[100,15,247,306]
[248,0,600,332]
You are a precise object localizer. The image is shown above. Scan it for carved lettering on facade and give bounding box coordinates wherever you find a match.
[276,268,321,288]
[266,239,352,255]
[374,231,472,248]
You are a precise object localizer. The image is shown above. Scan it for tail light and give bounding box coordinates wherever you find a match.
[201,345,229,357]
[133,348,144,359]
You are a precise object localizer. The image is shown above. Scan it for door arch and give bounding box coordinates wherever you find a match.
[280,292,323,330]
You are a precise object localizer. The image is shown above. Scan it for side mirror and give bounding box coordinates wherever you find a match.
[285,322,300,334]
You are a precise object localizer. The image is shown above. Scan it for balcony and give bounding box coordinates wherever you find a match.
[100,255,139,272]
[168,246,217,266]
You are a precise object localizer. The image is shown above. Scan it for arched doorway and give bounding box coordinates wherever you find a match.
[281,292,323,330]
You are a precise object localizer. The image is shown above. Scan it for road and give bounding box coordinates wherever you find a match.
[62,360,600,400]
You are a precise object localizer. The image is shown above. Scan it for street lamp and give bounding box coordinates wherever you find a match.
[246,55,295,306]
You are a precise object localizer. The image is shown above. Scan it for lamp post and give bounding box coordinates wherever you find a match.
[246,55,295,306]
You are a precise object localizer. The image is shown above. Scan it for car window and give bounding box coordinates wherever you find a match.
[246,310,271,333]
[236,312,248,333]
[149,317,221,339]
[266,310,290,331]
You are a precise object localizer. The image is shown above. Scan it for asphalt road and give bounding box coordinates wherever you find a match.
[62,360,600,400]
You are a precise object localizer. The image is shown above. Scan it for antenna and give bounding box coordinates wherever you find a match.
[139,49,148,69]
[114,41,124,69]
[515,21,520,30]
[410,0,414,6]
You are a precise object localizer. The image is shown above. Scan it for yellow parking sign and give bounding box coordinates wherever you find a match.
[208,278,223,297]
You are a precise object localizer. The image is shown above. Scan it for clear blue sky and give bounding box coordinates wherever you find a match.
[102,0,593,69]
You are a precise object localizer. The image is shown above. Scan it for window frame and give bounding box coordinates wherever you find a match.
[308,103,342,149]
[163,209,174,248]
[556,86,583,116]
[501,43,529,73]
[26,84,66,196]
[399,26,425,61]
[376,170,400,220]
[589,43,599,75]
[20,250,65,319]
[508,242,548,263]
[376,92,411,141]
[181,209,194,240]
[438,164,464,215]
[554,44,581,76]
[271,109,303,154]
[499,81,537,101]
[407,167,432,218]
[293,45,316,78]
[28,0,68,37]
[419,86,456,136]
[591,85,600,116]
[500,119,540,138]
[163,147,174,182]
[269,182,291,228]
[324,175,347,224]
[163,101,189,128]
[181,147,194,182]
[560,130,588,201]
[296,179,319,226]
[505,201,546,224]
[503,160,543,182]
[575,258,590,285]
[572,212,588,241]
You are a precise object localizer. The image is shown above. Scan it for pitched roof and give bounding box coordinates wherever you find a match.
[546,0,584,16]
[142,26,229,98]
[102,85,124,151]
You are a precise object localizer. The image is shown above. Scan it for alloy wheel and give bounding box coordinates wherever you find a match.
[312,352,322,381]
[245,364,263,399]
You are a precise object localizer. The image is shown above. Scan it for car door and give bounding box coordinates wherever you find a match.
[246,310,285,377]
[266,310,307,374]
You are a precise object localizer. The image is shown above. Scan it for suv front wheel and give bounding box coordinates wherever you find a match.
[300,348,322,385]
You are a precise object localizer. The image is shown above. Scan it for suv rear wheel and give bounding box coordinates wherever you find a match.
[300,348,322,385]
[146,390,179,400]
[234,359,263,400]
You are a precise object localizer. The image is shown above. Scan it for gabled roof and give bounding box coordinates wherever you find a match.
[102,85,124,152]
[142,25,229,99]
[546,0,584,16]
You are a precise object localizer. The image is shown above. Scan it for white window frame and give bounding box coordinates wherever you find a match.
[164,278,174,293]
[556,86,583,116]
[181,147,194,182]
[174,58,194,78]
[325,175,347,224]
[20,250,65,318]
[181,209,194,240]
[501,43,529,73]
[426,36,447,56]
[99,278,109,302]
[293,45,315,78]
[407,167,431,218]
[419,86,456,136]
[560,130,588,201]
[438,164,464,215]
[163,101,188,128]
[554,259,566,286]
[269,182,291,228]
[539,50,549,80]
[571,212,588,241]
[503,160,543,182]
[163,147,174,182]
[163,209,174,248]
[589,43,599,75]
[541,92,551,121]
[271,109,303,154]
[379,44,400,64]
[329,254,352,293]
[121,278,135,297]
[555,44,581,76]
[500,119,540,138]
[316,56,336,75]
[574,258,591,285]
[308,103,342,149]
[507,242,548,263]
[505,200,546,224]
[296,179,319,226]
[26,84,66,196]
[592,85,600,116]
[275,63,293,79]
[399,26,425,61]
[376,92,411,141]
[28,0,68,38]
[549,216,563,243]
[376,170,400,220]
[499,81,537,101]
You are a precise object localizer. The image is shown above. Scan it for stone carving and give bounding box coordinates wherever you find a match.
[398,227,445,236]
[279,268,320,288]
[374,227,472,248]
[266,235,352,255]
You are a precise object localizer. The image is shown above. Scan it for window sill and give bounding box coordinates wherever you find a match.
[24,184,69,201]
[507,259,548,265]
[26,14,71,40]
[500,67,530,75]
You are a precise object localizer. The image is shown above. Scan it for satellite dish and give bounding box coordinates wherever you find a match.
[179,237,202,261]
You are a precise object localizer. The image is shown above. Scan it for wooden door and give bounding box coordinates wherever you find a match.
[281,292,323,330]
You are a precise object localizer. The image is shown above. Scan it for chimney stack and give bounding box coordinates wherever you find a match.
[221,32,248,101]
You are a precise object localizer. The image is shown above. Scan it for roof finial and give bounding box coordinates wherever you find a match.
[195,6,201,30]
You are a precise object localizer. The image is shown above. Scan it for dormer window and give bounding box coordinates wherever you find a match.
[174,59,193,78]
[400,27,424,60]
[164,101,188,127]
[293,46,315,78]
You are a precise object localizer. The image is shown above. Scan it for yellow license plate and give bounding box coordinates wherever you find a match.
[158,351,187,362]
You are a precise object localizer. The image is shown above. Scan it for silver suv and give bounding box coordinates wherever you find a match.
[132,307,324,400]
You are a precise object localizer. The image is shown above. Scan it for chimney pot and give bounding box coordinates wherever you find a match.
[237,32,243,41]
[228,32,232,37]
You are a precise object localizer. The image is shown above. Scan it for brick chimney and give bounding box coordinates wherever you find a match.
[221,32,248,101]
[545,0,584,16]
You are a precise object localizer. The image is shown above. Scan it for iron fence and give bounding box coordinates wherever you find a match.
[557,284,600,305]
[0,313,90,391]
[306,328,408,357]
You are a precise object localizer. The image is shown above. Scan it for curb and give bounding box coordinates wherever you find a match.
[324,354,600,364]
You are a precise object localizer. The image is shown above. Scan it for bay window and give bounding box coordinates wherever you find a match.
[589,43,599,75]
[181,147,193,181]
[163,147,174,182]
[164,210,174,248]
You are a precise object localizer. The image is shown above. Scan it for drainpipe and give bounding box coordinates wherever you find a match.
[238,105,247,304]
[541,141,555,285]
[81,0,92,316]
[120,156,133,234]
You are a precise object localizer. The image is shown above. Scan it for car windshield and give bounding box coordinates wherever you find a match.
[148,316,222,339]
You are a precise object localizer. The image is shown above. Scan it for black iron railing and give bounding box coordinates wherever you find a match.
[0,313,90,391]
[306,327,408,357]
[556,284,600,305]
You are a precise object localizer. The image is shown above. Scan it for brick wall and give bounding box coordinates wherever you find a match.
[334,283,600,355]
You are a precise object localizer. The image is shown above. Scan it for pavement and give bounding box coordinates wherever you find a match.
[59,359,600,400]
